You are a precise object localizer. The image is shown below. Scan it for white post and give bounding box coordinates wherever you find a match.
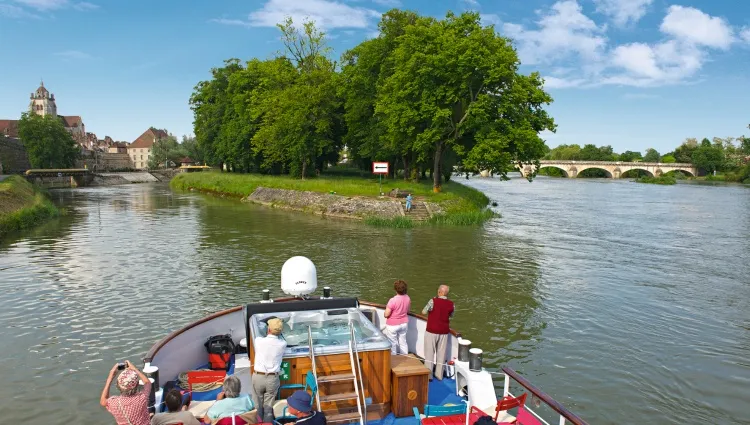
[559,416,566,425]
[503,373,510,397]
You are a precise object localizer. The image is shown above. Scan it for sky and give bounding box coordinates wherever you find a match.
[1,0,749,154]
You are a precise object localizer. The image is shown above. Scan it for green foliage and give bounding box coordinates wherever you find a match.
[17,113,79,169]
[0,176,60,238]
[618,150,643,162]
[692,143,724,174]
[635,175,676,185]
[643,148,660,162]
[148,134,181,169]
[660,154,676,163]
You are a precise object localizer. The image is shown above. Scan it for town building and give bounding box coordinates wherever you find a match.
[128,128,168,170]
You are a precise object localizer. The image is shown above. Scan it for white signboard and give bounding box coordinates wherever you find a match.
[372,162,389,174]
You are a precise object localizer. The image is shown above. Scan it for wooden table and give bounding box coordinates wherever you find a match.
[391,356,430,418]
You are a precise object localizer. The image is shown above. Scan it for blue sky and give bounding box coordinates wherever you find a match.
[1,0,749,154]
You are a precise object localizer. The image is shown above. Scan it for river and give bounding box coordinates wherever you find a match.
[0,177,748,424]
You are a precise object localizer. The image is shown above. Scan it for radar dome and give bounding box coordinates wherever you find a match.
[281,256,318,296]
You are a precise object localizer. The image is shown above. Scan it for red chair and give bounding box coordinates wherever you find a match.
[494,393,527,423]
[515,406,543,425]
[186,370,227,393]
[215,416,248,425]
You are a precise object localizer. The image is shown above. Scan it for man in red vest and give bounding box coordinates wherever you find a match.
[422,284,454,380]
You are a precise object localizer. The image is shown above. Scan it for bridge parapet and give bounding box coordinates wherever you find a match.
[515,161,699,179]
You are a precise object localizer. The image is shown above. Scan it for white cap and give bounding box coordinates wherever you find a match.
[281,256,318,296]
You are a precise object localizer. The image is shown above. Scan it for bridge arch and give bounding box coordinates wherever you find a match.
[537,165,569,177]
[621,168,655,178]
[576,166,613,178]
[664,169,695,177]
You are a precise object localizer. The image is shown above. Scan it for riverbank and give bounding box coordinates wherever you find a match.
[170,172,495,226]
[0,176,59,238]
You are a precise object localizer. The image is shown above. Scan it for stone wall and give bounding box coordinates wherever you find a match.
[0,137,31,174]
[245,187,404,219]
[78,152,133,171]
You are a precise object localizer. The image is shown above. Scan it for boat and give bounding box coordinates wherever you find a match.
[140,257,587,425]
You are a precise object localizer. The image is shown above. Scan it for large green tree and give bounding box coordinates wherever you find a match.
[148,134,183,169]
[643,148,660,162]
[17,112,79,169]
[692,139,724,174]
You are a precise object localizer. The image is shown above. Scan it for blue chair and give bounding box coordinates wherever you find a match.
[277,370,317,398]
[413,404,468,425]
[275,371,318,423]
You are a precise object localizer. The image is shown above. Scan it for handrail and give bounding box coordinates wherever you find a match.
[502,367,588,425]
[308,326,321,411]
[349,321,366,424]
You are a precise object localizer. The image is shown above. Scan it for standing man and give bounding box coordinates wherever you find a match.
[422,285,454,381]
[253,318,287,423]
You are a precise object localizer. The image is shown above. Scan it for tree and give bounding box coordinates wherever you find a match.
[619,150,642,162]
[692,143,724,174]
[673,140,698,163]
[17,112,79,169]
[375,12,555,190]
[148,134,183,169]
[643,148,660,162]
[180,135,203,163]
[660,154,676,163]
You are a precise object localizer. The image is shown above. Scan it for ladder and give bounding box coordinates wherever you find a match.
[306,323,366,425]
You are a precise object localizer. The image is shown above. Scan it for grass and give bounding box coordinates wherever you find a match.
[171,171,495,227]
[0,176,60,238]
[635,175,677,185]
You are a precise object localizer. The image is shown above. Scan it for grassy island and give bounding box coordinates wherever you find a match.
[0,176,59,238]
[635,175,677,185]
[171,172,495,227]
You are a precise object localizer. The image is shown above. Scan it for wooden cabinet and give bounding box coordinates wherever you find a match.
[391,356,430,418]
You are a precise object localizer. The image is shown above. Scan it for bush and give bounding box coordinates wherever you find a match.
[635,175,676,185]
[0,176,60,238]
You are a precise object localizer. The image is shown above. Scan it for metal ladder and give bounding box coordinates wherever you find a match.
[306,323,366,425]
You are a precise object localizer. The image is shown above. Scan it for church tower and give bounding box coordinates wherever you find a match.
[29,80,57,118]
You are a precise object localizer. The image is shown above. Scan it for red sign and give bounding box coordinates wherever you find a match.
[372,162,389,174]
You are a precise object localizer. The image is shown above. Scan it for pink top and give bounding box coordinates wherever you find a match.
[386,294,411,326]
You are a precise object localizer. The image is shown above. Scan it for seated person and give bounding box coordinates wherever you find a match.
[152,389,200,425]
[202,375,255,424]
[286,391,326,425]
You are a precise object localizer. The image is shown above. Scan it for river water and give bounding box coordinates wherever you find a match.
[0,177,748,424]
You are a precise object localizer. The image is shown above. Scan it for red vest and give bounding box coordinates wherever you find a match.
[426,297,454,334]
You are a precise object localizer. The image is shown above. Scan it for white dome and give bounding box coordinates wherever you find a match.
[281,256,318,296]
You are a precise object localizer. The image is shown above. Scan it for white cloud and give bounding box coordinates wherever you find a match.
[507,1,743,89]
[480,13,501,28]
[502,0,607,67]
[73,2,98,11]
[210,18,253,28]
[0,3,40,18]
[54,50,93,60]
[372,0,401,7]
[660,5,734,49]
[248,0,380,29]
[593,0,652,26]
[463,0,480,9]
[12,0,68,11]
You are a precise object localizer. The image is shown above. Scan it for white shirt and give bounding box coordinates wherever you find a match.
[253,335,287,373]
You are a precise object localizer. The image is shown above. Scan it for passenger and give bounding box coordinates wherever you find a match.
[422,285,454,381]
[384,279,411,355]
[100,360,153,425]
[151,389,200,425]
[202,375,255,424]
[253,317,287,423]
[286,390,326,425]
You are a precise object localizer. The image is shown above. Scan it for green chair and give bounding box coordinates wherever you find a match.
[413,404,468,425]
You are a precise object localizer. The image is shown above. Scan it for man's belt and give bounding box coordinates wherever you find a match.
[254,371,278,375]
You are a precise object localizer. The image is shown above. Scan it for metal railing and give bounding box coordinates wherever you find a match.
[349,321,366,424]
[307,326,321,411]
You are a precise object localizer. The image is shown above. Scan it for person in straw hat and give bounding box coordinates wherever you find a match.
[253,317,287,423]
[100,360,152,425]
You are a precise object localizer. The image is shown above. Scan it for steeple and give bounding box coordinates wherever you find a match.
[29,80,57,117]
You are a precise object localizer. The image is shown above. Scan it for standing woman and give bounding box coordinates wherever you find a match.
[100,360,152,425]
[384,279,411,355]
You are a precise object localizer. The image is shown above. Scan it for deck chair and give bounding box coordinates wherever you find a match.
[413,404,468,424]
[515,406,543,425]
[186,370,227,393]
[494,393,527,423]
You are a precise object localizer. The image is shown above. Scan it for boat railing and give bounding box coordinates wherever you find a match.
[497,367,588,425]
[307,325,321,411]
[348,321,367,422]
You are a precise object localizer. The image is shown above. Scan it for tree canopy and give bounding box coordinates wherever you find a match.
[17,113,79,169]
[190,10,556,188]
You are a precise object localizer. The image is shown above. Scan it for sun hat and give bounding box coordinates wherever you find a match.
[287,390,312,412]
[117,369,139,392]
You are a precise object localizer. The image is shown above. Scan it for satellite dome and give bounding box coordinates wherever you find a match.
[281,256,318,296]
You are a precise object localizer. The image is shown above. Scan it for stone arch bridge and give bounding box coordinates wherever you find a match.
[516,160,698,179]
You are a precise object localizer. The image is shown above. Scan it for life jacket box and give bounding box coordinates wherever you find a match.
[204,334,235,370]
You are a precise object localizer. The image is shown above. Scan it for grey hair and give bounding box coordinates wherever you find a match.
[223,375,241,398]
[438,284,450,295]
